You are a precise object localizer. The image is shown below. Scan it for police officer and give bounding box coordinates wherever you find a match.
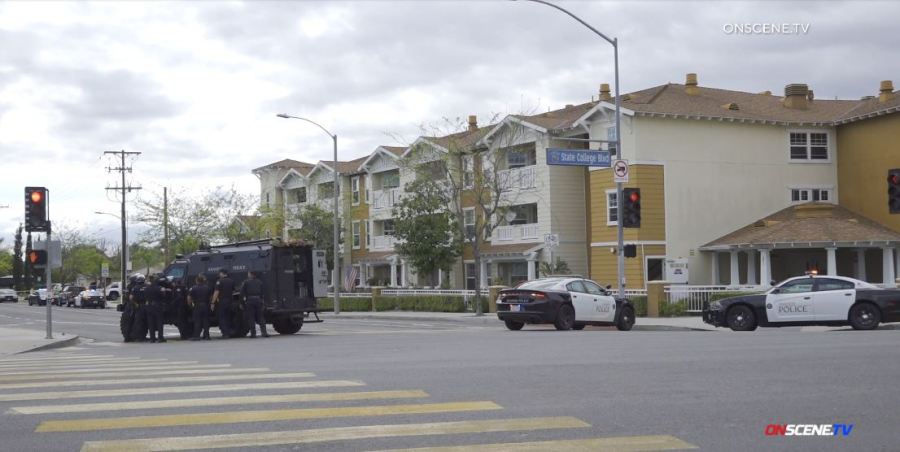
[212,270,235,338]
[171,278,191,340]
[240,271,269,338]
[188,274,211,341]
[144,274,169,343]
[128,274,148,342]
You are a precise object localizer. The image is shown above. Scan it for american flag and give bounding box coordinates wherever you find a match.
[342,266,359,292]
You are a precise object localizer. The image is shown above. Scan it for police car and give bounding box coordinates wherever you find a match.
[703,274,900,331]
[496,277,635,331]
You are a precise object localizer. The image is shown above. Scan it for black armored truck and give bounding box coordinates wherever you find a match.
[119,239,328,340]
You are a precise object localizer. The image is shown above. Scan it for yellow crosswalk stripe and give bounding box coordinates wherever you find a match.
[0,364,232,377]
[0,367,269,382]
[373,435,698,452]
[14,390,430,414]
[0,358,174,370]
[0,371,314,390]
[0,379,364,402]
[79,416,589,452]
[39,401,503,432]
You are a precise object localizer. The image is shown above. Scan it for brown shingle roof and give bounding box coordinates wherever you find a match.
[518,101,599,131]
[252,158,315,173]
[424,126,494,152]
[835,91,900,123]
[335,156,369,174]
[702,203,900,249]
[380,146,407,156]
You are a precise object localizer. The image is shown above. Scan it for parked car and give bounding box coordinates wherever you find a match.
[0,288,17,303]
[62,285,86,307]
[703,275,900,331]
[496,277,635,331]
[104,282,122,301]
[74,288,106,309]
[27,289,48,306]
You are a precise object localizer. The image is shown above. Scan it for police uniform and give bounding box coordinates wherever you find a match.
[172,280,191,339]
[189,283,211,340]
[240,277,269,338]
[144,280,167,343]
[214,275,235,338]
[128,281,148,342]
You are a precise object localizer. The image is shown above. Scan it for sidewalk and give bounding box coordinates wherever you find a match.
[318,311,716,331]
[0,327,80,357]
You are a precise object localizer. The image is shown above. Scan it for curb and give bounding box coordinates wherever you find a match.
[20,335,81,354]
[320,313,497,324]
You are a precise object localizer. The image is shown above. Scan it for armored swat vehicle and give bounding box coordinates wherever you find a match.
[119,239,328,340]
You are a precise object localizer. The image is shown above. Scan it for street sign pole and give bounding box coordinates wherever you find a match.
[45,224,52,340]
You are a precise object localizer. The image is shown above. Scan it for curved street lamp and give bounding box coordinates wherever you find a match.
[514,0,625,296]
[277,113,341,314]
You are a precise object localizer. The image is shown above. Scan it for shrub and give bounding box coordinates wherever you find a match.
[317,297,373,312]
[629,296,648,316]
[375,296,467,312]
[659,300,688,317]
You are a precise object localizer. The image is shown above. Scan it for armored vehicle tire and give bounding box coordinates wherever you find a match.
[119,310,133,342]
[273,317,303,335]
[230,311,250,337]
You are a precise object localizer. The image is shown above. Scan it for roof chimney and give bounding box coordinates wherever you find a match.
[685,73,699,95]
[783,83,809,110]
[599,83,611,101]
[880,80,895,103]
[806,90,814,102]
[467,115,478,131]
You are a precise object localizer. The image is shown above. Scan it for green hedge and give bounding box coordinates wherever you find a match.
[318,296,489,313]
[629,296,647,317]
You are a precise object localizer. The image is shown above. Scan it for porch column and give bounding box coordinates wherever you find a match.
[729,250,740,286]
[856,249,867,281]
[390,258,398,288]
[480,259,488,289]
[826,247,837,276]
[527,252,537,281]
[437,269,443,288]
[746,251,757,286]
[401,259,409,287]
[883,247,896,288]
[759,249,772,288]
[711,252,720,285]
[360,264,368,287]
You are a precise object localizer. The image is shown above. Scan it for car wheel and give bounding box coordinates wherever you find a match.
[504,320,525,331]
[726,305,757,331]
[616,307,635,331]
[273,317,303,335]
[572,323,586,330]
[849,302,881,330]
[554,304,575,331]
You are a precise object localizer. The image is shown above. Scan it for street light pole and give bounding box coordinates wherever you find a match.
[516,0,626,296]
[277,113,341,315]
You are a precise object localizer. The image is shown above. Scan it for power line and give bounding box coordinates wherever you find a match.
[104,150,142,286]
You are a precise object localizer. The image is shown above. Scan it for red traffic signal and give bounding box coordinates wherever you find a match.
[622,188,641,228]
[25,187,50,232]
[27,250,48,267]
[629,191,640,203]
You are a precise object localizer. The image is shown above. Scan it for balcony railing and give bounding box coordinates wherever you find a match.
[492,223,539,242]
[373,188,399,210]
[371,235,397,251]
[498,166,536,190]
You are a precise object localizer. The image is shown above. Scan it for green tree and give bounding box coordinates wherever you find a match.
[0,245,12,277]
[539,257,571,276]
[130,243,165,275]
[290,204,341,269]
[393,177,461,287]
[12,225,23,290]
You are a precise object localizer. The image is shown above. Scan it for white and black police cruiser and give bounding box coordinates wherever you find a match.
[703,273,900,331]
[496,277,635,331]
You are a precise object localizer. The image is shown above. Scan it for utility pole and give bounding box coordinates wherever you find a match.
[163,186,169,264]
[104,150,141,292]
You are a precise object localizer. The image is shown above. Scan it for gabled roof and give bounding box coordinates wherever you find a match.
[278,168,309,187]
[404,126,492,157]
[252,158,315,173]
[701,203,900,249]
[336,155,369,174]
[359,146,403,171]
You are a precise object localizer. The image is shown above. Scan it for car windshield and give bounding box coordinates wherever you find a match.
[516,279,562,290]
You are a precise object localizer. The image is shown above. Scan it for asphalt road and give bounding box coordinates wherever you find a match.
[0,301,898,451]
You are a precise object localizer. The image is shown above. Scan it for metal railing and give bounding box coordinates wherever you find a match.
[498,166,537,190]
[665,285,765,312]
[371,235,396,251]
[373,188,399,210]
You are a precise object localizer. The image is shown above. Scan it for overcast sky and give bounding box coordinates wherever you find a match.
[1,0,898,248]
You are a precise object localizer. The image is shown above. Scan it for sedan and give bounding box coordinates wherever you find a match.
[0,288,17,303]
[496,277,635,331]
[74,288,106,309]
[703,275,900,331]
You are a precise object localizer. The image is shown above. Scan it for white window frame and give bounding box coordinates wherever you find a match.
[645,255,666,285]
[463,207,476,239]
[351,176,360,206]
[463,155,474,189]
[351,221,361,249]
[788,129,832,163]
[787,185,835,204]
[296,186,307,204]
[606,189,618,226]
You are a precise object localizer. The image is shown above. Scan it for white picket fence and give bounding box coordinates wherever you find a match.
[665,285,764,312]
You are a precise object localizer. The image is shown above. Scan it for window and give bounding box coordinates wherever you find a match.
[351,221,360,249]
[606,189,618,225]
[776,278,815,294]
[382,171,400,189]
[353,265,361,287]
[607,126,617,157]
[383,219,395,236]
[815,278,855,292]
[789,131,829,161]
[318,182,334,199]
[506,203,537,225]
[465,263,476,290]
[790,188,832,204]
[351,176,360,205]
[364,176,370,203]
[566,281,586,293]
[463,156,474,189]
[295,187,307,203]
[647,258,665,282]
[463,208,475,239]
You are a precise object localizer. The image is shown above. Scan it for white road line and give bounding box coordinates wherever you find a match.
[0,372,315,390]
[0,367,267,382]
[0,363,228,377]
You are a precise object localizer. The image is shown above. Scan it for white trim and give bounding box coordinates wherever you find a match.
[787,185,835,205]
[786,128,833,164]
[463,207,476,238]
[306,161,337,180]
[592,240,666,247]
[277,168,308,188]
[477,115,547,147]
[401,136,446,158]
[359,146,402,171]
[575,101,637,129]
[351,221,361,250]
[605,189,618,226]
[589,160,665,171]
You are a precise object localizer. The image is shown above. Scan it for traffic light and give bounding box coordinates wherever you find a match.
[889,169,900,214]
[25,187,49,232]
[622,188,641,228]
[27,250,48,268]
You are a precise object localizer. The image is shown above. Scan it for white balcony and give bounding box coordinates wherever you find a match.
[498,166,536,191]
[371,235,397,251]
[492,223,540,242]
[373,188,399,210]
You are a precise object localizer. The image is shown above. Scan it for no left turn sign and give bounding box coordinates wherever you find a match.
[613,159,629,183]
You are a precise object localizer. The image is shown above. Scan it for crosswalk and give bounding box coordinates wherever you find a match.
[0,349,697,451]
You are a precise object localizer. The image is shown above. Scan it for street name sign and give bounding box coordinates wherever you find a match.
[546,149,611,167]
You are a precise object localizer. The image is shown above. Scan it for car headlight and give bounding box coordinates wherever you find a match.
[709,301,721,310]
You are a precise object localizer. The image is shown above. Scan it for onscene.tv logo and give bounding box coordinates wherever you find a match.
[765,424,854,437]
